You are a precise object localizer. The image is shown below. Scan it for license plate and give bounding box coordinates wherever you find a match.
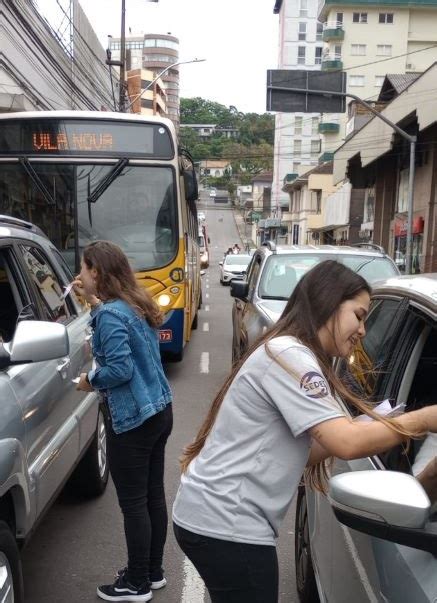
[159,329,173,342]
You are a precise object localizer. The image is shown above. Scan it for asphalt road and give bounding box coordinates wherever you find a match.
[21,196,299,602]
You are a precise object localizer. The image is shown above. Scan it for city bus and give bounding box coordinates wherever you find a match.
[0,111,201,361]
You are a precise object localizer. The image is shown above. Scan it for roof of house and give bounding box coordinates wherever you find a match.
[378,73,421,102]
[251,172,273,183]
[283,162,333,191]
[200,160,231,168]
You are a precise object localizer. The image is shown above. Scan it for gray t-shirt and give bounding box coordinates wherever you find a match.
[172,336,345,546]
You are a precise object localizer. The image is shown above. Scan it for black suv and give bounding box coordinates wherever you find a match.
[230,241,399,363]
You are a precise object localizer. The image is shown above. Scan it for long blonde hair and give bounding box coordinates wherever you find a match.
[180,261,424,491]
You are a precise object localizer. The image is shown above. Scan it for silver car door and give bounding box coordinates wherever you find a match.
[17,243,81,516]
[241,255,263,351]
[308,297,410,603]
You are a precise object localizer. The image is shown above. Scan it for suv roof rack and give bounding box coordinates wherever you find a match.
[262,240,277,253]
[0,214,45,236]
[352,242,385,254]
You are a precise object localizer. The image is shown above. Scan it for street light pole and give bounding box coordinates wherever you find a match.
[125,58,206,112]
[267,84,417,274]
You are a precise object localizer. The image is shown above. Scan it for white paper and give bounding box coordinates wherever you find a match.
[62,282,74,298]
[71,377,80,384]
[355,399,406,423]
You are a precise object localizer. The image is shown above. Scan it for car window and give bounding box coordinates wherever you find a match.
[337,298,407,406]
[0,248,23,342]
[339,256,398,282]
[20,245,70,323]
[258,255,319,299]
[224,255,251,266]
[247,255,262,296]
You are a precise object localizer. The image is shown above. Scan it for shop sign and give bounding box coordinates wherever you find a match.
[394,217,424,237]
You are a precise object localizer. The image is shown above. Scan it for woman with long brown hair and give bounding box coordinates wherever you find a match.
[74,241,172,603]
[173,260,437,603]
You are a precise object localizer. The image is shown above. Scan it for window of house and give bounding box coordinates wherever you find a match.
[298,22,307,41]
[299,0,308,17]
[311,140,321,155]
[377,44,392,56]
[336,12,343,23]
[294,116,303,135]
[315,47,323,64]
[297,46,306,65]
[375,75,385,87]
[292,162,300,174]
[294,139,302,154]
[334,44,342,58]
[316,190,322,214]
[379,13,394,23]
[292,224,300,244]
[353,12,368,23]
[311,117,319,135]
[316,22,323,41]
[349,75,365,87]
[351,44,366,56]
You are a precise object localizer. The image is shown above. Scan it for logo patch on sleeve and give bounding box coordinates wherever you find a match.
[300,371,329,399]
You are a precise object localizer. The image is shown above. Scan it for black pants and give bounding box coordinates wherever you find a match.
[107,404,173,586]
[173,523,279,603]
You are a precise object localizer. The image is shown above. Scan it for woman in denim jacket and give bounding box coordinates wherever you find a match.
[75,240,173,603]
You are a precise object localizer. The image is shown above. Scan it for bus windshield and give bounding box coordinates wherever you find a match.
[0,163,177,273]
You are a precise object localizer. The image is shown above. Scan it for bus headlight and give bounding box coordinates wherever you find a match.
[157,294,171,307]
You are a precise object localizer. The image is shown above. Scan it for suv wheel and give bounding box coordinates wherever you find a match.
[0,520,24,603]
[295,485,319,603]
[68,406,109,498]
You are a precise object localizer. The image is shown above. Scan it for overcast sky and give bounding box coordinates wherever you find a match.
[39,0,279,114]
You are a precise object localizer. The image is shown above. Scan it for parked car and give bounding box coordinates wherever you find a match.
[209,188,217,198]
[219,253,252,285]
[0,215,109,602]
[231,241,399,364]
[198,211,206,222]
[296,273,437,603]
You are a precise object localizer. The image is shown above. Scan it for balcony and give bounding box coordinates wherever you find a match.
[283,173,299,184]
[319,151,334,163]
[322,21,344,41]
[318,121,340,134]
[321,54,343,71]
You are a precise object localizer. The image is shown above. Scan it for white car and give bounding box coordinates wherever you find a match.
[198,211,206,222]
[209,189,216,197]
[219,254,252,285]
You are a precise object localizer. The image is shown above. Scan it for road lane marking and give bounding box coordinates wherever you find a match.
[339,525,379,603]
[200,352,210,374]
[181,556,205,603]
[205,305,210,311]
[206,284,210,289]
[206,293,210,299]
[203,322,209,332]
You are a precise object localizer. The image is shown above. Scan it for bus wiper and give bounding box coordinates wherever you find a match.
[19,157,55,205]
[87,158,128,204]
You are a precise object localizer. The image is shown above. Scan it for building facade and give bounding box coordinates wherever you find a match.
[318,0,437,151]
[272,0,324,213]
[126,69,167,117]
[109,33,180,126]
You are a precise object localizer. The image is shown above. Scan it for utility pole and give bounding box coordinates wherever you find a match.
[119,0,127,111]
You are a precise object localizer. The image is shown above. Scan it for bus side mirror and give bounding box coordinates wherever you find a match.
[183,170,198,203]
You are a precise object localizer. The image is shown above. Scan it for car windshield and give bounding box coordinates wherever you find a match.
[258,254,398,300]
[0,163,177,273]
[224,255,251,266]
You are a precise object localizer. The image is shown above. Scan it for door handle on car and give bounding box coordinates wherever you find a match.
[57,357,71,375]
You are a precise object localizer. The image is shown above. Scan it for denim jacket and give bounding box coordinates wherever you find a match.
[88,299,172,434]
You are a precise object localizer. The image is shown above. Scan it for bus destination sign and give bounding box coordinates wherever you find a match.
[0,118,174,158]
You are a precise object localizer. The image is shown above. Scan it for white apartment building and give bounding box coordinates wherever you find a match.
[318,0,437,151]
[272,0,324,214]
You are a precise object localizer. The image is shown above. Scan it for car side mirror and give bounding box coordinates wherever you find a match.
[329,470,437,555]
[183,169,198,203]
[230,280,249,300]
[219,261,223,266]
[0,320,69,368]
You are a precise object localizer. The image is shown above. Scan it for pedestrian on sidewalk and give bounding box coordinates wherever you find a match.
[173,260,437,603]
[74,240,173,603]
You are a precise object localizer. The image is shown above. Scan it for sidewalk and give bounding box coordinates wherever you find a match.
[233,209,256,251]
